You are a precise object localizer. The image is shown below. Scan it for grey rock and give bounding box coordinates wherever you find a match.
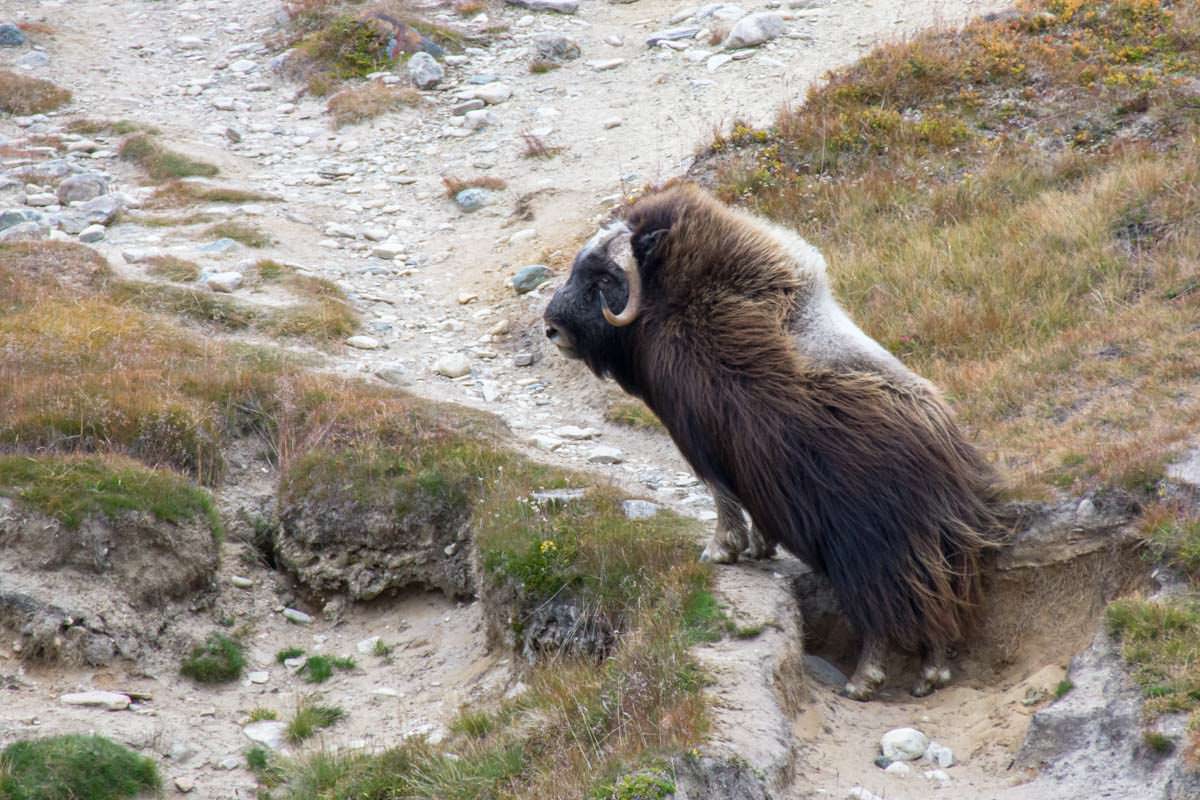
[452,98,486,114]
[346,335,382,350]
[646,26,701,46]
[533,33,581,62]
[217,754,241,770]
[531,488,587,505]
[553,425,599,440]
[466,73,498,85]
[282,607,313,624]
[174,777,196,793]
[588,58,625,71]
[884,761,912,776]
[695,2,746,22]
[510,264,552,293]
[53,212,88,234]
[243,720,287,750]
[247,670,269,684]
[587,445,624,464]
[881,728,928,761]
[803,653,848,687]
[505,0,578,12]
[408,52,444,89]
[78,195,123,225]
[229,575,253,589]
[0,23,25,47]
[471,82,512,104]
[15,50,49,69]
[375,364,409,385]
[24,192,57,207]
[455,187,491,212]
[671,755,773,800]
[60,691,131,710]
[77,223,106,243]
[463,109,494,130]
[198,237,239,254]
[847,788,885,800]
[924,742,954,768]
[16,159,78,184]
[725,12,784,48]
[205,271,243,293]
[434,352,472,378]
[229,58,256,73]
[622,499,661,519]
[0,208,42,231]
[513,352,534,367]
[1166,448,1200,489]
[168,739,199,764]
[0,221,46,241]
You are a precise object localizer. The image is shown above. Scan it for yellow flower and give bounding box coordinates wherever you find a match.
[539,540,557,554]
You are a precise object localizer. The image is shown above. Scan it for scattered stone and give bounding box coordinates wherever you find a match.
[605,34,623,46]
[873,756,892,769]
[346,335,382,350]
[229,58,256,73]
[924,742,954,768]
[602,117,622,129]
[230,575,253,589]
[77,224,106,243]
[505,0,579,12]
[211,96,236,111]
[375,364,408,385]
[513,352,534,367]
[881,728,929,762]
[510,264,552,293]
[243,720,286,750]
[0,23,25,47]
[587,445,624,464]
[177,35,204,50]
[588,58,625,71]
[457,291,478,305]
[217,754,241,770]
[408,52,444,89]
[533,33,581,62]
[174,776,196,793]
[622,499,661,519]
[0,208,40,231]
[472,82,513,105]
[25,193,57,207]
[923,769,951,784]
[205,271,243,293]
[168,740,198,764]
[707,52,733,71]
[60,691,131,711]
[554,425,599,440]
[372,241,405,259]
[463,109,494,130]
[282,607,313,625]
[847,788,884,800]
[15,51,49,69]
[884,761,912,776]
[803,653,848,687]
[490,318,512,335]
[357,636,381,654]
[79,195,122,225]
[455,187,491,212]
[646,27,701,46]
[0,221,47,241]
[198,237,239,254]
[725,12,784,48]
[434,352,472,378]
[452,98,486,114]
[531,434,563,451]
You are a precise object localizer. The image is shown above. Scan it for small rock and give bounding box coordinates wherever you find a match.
[0,221,47,241]
[587,445,624,464]
[513,351,534,367]
[408,52,444,89]
[198,237,239,254]
[588,58,625,71]
[217,754,241,770]
[884,761,912,776]
[706,52,733,71]
[508,228,536,245]
[77,224,106,243]
[211,96,236,111]
[455,187,491,212]
[452,98,486,114]
[282,607,313,625]
[177,35,204,50]
[79,195,123,225]
[490,318,512,335]
[357,636,381,654]
[505,0,579,13]
[646,27,701,46]
[346,335,382,350]
[375,364,409,385]
[229,58,257,73]
[510,264,552,293]
[923,769,951,784]
[924,742,954,768]
[602,117,622,129]
[472,82,513,104]
[622,499,661,519]
[230,575,253,589]
[434,353,472,378]
[873,756,892,769]
[372,241,405,259]
[803,653,849,687]
[881,727,929,762]
[60,691,131,711]
[554,425,599,440]
[15,51,49,69]
[174,776,196,793]
[724,11,784,48]
[24,193,57,207]
[247,670,269,684]
[457,291,478,304]
[847,788,884,800]
[205,271,243,293]
[533,33,581,62]
[463,109,494,130]
[168,740,198,764]
[243,720,286,750]
[0,23,26,47]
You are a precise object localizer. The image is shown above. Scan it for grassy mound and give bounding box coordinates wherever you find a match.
[180,632,246,683]
[0,70,71,115]
[0,735,159,800]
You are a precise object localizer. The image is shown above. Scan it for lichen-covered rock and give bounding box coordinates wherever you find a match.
[670,755,774,800]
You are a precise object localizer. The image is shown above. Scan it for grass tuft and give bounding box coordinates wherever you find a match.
[327,82,421,128]
[1054,678,1075,699]
[181,632,247,683]
[520,130,563,159]
[0,735,159,800]
[145,180,278,209]
[300,654,356,683]
[143,255,201,283]
[204,221,272,249]
[249,707,279,722]
[277,646,305,663]
[118,134,218,183]
[604,400,664,432]
[287,699,346,743]
[0,70,71,115]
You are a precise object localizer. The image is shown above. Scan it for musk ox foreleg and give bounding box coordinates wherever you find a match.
[911,645,952,698]
[843,632,888,701]
[701,488,777,563]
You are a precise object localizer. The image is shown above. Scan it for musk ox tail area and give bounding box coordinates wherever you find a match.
[624,185,1003,655]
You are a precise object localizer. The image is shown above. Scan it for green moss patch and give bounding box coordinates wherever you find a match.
[0,455,221,539]
[0,734,159,800]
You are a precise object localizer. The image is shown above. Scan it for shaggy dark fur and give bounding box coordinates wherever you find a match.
[545,184,1001,655]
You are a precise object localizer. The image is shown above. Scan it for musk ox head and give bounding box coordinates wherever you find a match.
[543,219,668,377]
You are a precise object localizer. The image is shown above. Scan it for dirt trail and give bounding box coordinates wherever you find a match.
[0,0,1092,797]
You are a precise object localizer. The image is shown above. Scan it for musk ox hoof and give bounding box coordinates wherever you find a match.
[743,531,777,560]
[700,538,740,564]
[910,666,952,698]
[841,680,879,702]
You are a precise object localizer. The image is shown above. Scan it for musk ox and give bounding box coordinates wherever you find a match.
[543,184,1002,700]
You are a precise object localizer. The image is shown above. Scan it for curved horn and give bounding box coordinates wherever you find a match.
[601,232,641,327]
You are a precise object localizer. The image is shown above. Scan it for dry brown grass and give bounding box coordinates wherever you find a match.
[326,82,420,128]
[143,256,201,283]
[17,21,56,36]
[520,131,563,159]
[706,0,1200,498]
[0,70,71,115]
[119,134,219,183]
[203,221,272,248]
[453,0,487,15]
[442,174,507,198]
[145,181,278,209]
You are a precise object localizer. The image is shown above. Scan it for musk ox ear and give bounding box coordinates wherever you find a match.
[632,228,669,267]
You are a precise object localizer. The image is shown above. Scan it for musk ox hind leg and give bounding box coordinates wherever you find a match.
[911,645,952,698]
[700,488,777,563]
[842,632,888,701]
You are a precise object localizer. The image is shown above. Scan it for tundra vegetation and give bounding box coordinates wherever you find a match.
[0,735,160,800]
[0,69,71,115]
[705,0,1200,750]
